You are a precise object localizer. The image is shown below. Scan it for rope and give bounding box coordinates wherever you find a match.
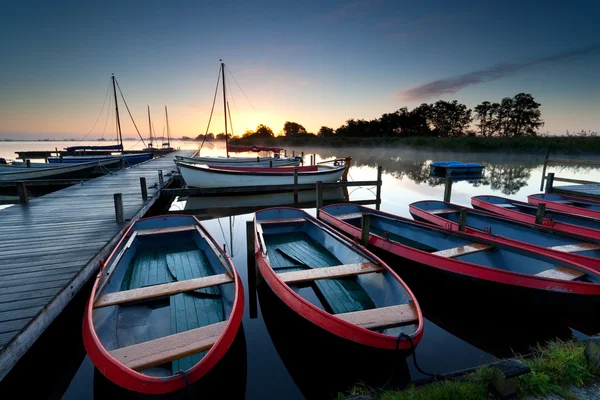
[101,93,112,139]
[76,78,112,143]
[225,65,256,111]
[176,370,197,400]
[199,65,222,153]
[115,78,147,148]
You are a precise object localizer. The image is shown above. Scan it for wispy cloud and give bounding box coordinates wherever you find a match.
[319,0,379,22]
[399,45,600,101]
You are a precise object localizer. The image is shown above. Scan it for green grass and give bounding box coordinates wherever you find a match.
[341,339,598,400]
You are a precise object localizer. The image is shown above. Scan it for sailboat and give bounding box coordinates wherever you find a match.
[161,106,175,151]
[175,60,300,167]
[143,105,155,151]
[47,74,153,166]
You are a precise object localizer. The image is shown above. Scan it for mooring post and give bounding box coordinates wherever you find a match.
[292,150,295,157]
[316,181,323,217]
[545,172,554,194]
[458,209,467,231]
[301,151,304,165]
[535,203,546,224]
[310,154,313,166]
[376,165,383,211]
[16,182,29,205]
[26,159,31,168]
[114,193,124,223]
[59,154,64,163]
[269,160,273,168]
[361,213,371,246]
[246,220,258,319]
[140,177,148,201]
[293,168,299,205]
[284,149,287,157]
[540,147,550,191]
[158,170,164,186]
[443,176,453,202]
[256,156,259,163]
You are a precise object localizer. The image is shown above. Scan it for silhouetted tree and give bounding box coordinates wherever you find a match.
[216,133,231,140]
[511,93,543,136]
[283,121,307,137]
[318,126,335,138]
[496,98,514,136]
[474,101,494,136]
[428,100,472,137]
[243,124,275,138]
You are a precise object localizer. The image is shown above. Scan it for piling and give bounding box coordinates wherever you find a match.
[269,160,273,168]
[140,177,148,200]
[158,170,164,186]
[545,173,554,194]
[301,152,304,165]
[246,220,258,319]
[443,177,453,202]
[535,203,546,224]
[26,160,31,168]
[361,213,371,246]
[16,182,29,205]
[376,165,383,210]
[293,168,299,204]
[539,147,550,191]
[114,193,124,223]
[256,156,260,163]
[458,209,467,231]
[316,181,323,217]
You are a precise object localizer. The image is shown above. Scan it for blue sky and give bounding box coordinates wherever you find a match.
[1,0,598,138]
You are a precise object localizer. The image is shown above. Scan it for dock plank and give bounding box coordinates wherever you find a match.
[0,150,194,379]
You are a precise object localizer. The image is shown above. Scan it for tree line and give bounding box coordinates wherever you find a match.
[189,92,543,141]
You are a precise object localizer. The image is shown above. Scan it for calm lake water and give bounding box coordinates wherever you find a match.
[1,140,600,399]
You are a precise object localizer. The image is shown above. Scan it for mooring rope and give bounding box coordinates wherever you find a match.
[176,370,197,400]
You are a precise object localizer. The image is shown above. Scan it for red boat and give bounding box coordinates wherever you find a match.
[472,195,600,240]
[83,215,244,394]
[319,204,600,312]
[409,199,600,272]
[528,193,600,219]
[254,207,424,353]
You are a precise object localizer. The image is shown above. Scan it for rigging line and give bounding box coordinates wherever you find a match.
[78,78,112,143]
[227,101,234,138]
[226,77,242,137]
[225,65,256,112]
[101,91,113,138]
[115,78,147,148]
[199,65,222,153]
[216,217,228,251]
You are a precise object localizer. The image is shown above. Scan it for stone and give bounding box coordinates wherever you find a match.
[491,359,531,399]
[585,336,600,373]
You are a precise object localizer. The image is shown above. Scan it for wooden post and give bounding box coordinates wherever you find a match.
[316,181,323,217]
[444,176,453,202]
[26,159,31,168]
[59,154,63,163]
[256,156,259,163]
[16,182,29,205]
[284,149,287,157]
[545,173,554,194]
[292,150,295,157]
[535,203,546,224]
[114,193,124,223]
[341,156,352,181]
[540,147,550,191]
[361,213,371,246]
[140,177,148,201]
[376,165,382,211]
[301,151,304,165]
[310,154,313,165]
[158,170,164,186]
[458,209,467,231]
[269,160,273,168]
[246,221,257,319]
[293,167,299,205]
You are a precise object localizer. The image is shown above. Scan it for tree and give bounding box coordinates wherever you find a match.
[496,98,514,136]
[216,133,231,140]
[474,101,493,136]
[428,100,472,137]
[283,121,307,137]
[255,124,275,137]
[511,93,543,136]
[409,104,433,136]
[318,126,335,138]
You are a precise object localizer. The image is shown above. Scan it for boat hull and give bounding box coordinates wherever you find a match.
[0,159,121,181]
[48,153,153,166]
[528,193,600,219]
[175,155,300,167]
[82,215,244,394]
[178,163,346,188]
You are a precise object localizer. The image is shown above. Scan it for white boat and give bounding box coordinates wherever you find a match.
[174,154,300,167]
[0,159,121,181]
[177,163,347,188]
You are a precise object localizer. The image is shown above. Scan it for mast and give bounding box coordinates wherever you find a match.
[221,60,229,157]
[147,105,153,148]
[165,105,171,147]
[111,74,123,151]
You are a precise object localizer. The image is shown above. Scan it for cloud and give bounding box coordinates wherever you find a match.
[320,0,379,22]
[398,45,600,101]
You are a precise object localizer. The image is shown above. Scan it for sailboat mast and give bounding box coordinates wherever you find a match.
[111,74,123,150]
[221,61,229,157]
[165,105,171,146]
[147,105,153,148]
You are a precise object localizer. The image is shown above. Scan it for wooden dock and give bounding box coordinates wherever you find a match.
[0,150,194,379]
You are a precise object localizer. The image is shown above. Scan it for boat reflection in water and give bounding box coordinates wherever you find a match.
[257,283,411,400]
[93,325,247,399]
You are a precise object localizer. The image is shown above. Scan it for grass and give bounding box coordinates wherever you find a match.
[341,339,598,400]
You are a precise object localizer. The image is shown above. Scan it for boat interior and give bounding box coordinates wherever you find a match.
[256,208,419,339]
[322,204,600,284]
[92,216,236,377]
[531,194,600,211]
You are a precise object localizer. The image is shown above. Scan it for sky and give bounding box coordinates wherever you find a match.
[1,0,598,139]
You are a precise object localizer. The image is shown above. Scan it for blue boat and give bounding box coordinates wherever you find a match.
[429,161,483,176]
[47,152,153,166]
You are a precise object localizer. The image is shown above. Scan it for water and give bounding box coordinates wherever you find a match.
[1,141,599,399]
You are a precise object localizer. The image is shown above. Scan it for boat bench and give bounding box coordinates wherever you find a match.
[94,273,233,308]
[259,218,307,225]
[336,303,418,330]
[110,321,227,370]
[277,262,383,284]
[428,208,460,215]
[548,243,600,253]
[334,212,365,220]
[136,225,198,236]
[535,266,586,281]
[432,243,493,258]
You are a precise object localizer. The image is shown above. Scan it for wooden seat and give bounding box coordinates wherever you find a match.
[494,204,516,208]
[94,273,233,308]
[278,262,383,284]
[429,208,460,215]
[335,212,364,220]
[433,243,493,258]
[536,266,586,281]
[259,218,306,224]
[136,225,197,236]
[336,303,418,330]
[548,242,600,253]
[110,321,227,370]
